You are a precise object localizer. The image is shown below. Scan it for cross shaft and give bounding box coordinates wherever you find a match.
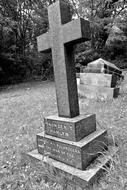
[37,0,90,118]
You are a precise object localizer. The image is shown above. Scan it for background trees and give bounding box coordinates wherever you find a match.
[75,0,127,66]
[0,0,49,84]
[0,0,126,84]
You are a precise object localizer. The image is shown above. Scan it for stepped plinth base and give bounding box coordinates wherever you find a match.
[80,73,117,88]
[78,84,119,99]
[28,146,118,188]
[44,114,96,141]
[37,130,107,170]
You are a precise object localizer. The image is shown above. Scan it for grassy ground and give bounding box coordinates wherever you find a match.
[0,72,127,190]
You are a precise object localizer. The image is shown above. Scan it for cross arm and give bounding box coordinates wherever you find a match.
[37,32,51,52]
[63,18,91,45]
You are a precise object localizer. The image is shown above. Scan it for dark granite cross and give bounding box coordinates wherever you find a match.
[37,0,90,118]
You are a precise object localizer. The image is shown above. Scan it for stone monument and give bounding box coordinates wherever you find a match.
[78,58,123,99]
[82,58,123,78]
[28,1,116,188]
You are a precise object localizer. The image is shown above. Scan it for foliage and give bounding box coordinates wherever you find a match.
[100,12,127,68]
[0,0,51,84]
[0,0,126,82]
[75,0,127,67]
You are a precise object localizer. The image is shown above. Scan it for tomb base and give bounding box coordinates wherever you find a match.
[80,73,117,88]
[83,68,122,78]
[44,114,96,141]
[78,84,119,99]
[28,146,118,188]
[82,58,123,79]
[37,130,107,170]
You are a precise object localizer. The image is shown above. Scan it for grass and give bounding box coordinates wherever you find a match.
[0,72,127,189]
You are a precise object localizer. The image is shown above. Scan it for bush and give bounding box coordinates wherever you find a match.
[0,50,54,85]
[101,40,127,68]
[75,49,100,66]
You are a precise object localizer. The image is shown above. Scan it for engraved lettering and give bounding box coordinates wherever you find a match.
[38,139,80,165]
[45,120,74,138]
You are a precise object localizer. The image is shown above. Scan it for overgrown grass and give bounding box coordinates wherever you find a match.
[0,72,127,189]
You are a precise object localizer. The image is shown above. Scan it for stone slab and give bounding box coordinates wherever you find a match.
[80,73,117,88]
[82,58,123,79]
[77,78,80,86]
[83,68,122,79]
[37,130,107,170]
[87,58,122,75]
[78,84,119,99]
[28,146,118,188]
[44,114,96,141]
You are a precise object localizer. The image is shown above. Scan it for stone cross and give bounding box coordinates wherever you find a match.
[37,0,90,118]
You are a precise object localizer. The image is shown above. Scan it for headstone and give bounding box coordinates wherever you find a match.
[78,58,123,99]
[28,1,114,188]
[82,58,123,78]
[80,73,117,88]
[79,84,119,99]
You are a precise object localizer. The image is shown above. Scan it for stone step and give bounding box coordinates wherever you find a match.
[44,114,96,141]
[37,129,108,170]
[28,146,118,188]
[78,84,119,99]
[80,73,117,88]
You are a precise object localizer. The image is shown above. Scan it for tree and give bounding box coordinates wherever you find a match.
[74,0,127,50]
[0,0,126,84]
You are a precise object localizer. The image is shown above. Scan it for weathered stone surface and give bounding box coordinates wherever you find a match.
[63,18,91,45]
[44,114,96,141]
[37,32,51,52]
[80,73,117,88]
[28,146,118,188]
[78,84,119,99]
[83,58,122,77]
[37,0,90,118]
[77,78,80,86]
[37,130,107,170]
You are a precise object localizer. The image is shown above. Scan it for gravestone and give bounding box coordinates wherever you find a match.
[78,58,123,99]
[82,58,123,78]
[80,73,117,87]
[28,1,117,188]
[37,1,91,118]
[78,73,120,99]
[78,83,119,99]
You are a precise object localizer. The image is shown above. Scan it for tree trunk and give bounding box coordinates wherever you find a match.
[90,0,95,49]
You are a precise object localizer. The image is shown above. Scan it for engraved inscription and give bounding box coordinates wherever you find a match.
[37,138,81,166]
[45,119,74,139]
